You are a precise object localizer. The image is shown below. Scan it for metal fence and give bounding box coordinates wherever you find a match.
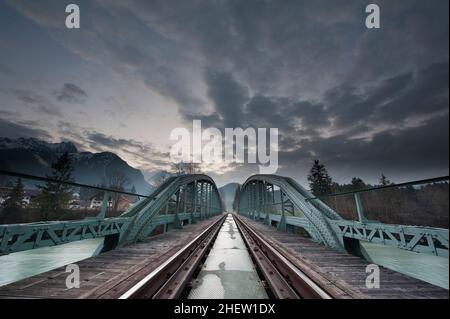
[314,176,449,228]
[0,169,148,225]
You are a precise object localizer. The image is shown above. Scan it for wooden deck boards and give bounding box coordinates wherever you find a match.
[240,216,449,299]
[1,214,447,299]
[0,216,223,299]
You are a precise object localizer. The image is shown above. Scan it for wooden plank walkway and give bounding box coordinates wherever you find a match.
[0,216,223,299]
[239,216,449,299]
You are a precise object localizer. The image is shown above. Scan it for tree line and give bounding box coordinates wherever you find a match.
[0,152,136,223]
[307,160,448,228]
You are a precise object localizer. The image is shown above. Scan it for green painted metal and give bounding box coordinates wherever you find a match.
[173,190,183,229]
[1,169,447,258]
[97,191,110,219]
[0,173,223,256]
[277,190,287,232]
[353,193,367,223]
[0,217,131,255]
[117,174,222,245]
[238,175,342,249]
[330,219,449,257]
[236,175,449,257]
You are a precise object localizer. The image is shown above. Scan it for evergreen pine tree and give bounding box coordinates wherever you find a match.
[351,177,366,191]
[2,178,25,212]
[37,151,74,220]
[307,160,333,196]
[379,173,392,186]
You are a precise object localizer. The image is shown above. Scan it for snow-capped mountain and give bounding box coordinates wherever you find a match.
[0,137,153,195]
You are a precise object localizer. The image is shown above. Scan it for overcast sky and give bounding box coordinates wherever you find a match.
[0,0,448,187]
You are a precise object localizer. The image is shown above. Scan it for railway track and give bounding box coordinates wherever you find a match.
[234,215,332,299]
[119,213,332,299]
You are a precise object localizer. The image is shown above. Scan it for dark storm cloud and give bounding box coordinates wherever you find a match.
[113,0,364,99]
[84,131,172,173]
[54,83,88,104]
[326,61,449,130]
[204,71,247,128]
[56,122,171,172]
[0,110,18,117]
[0,64,14,75]
[86,131,168,163]
[282,113,449,176]
[5,0,449,183]
[13,89,45,104]
[0,118,52,139]
[86,132,150,153]
[196,56,449,182]
[197,59,448,131]
[346,0,449,84]
[372,62,449,123]
[5,0,66,28]
[13,89,63,117]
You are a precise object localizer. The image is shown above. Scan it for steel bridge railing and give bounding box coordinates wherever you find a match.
[235,175,449,257]
[0,170,223,255]
[306,176,449,228]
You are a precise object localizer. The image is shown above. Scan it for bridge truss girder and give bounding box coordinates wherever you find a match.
[0,174,223,256]
[235,175,449,257]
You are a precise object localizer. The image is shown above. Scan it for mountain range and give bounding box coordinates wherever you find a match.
[0,137,153,194]
[218,182,240,211]
[0,137,242,209]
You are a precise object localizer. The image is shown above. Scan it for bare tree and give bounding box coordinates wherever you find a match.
[105,171,130,214]
[170,162,201,175]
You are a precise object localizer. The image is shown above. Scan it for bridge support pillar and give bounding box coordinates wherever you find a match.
[206,183,211,219]
[264,213,270,225]
[354,193,367,223]
[278,191,287,232]
[199,182,205,220]
[265,183,273,225]
[191,181,197,224]
[174,190,183,229]
[278,213,287,232]
[173,214,183,229]
[97,191,109,219]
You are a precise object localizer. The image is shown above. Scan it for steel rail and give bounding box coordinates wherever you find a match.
[118,215,226,299]
[234,214,332,299]
[235,217,300,299]
[152,219,223,299]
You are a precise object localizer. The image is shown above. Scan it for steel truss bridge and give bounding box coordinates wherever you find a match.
[0,171,448,258]
[0,171,222,255]
[236,175,449,258]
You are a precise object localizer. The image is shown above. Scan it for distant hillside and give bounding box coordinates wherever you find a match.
[0,137,153,195]
[219,182,240,211]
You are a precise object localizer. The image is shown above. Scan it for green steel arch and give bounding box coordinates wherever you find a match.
[235,175,449,257]
[237,175,344,250]
[0,174,223,255]
[118,174,223,246]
